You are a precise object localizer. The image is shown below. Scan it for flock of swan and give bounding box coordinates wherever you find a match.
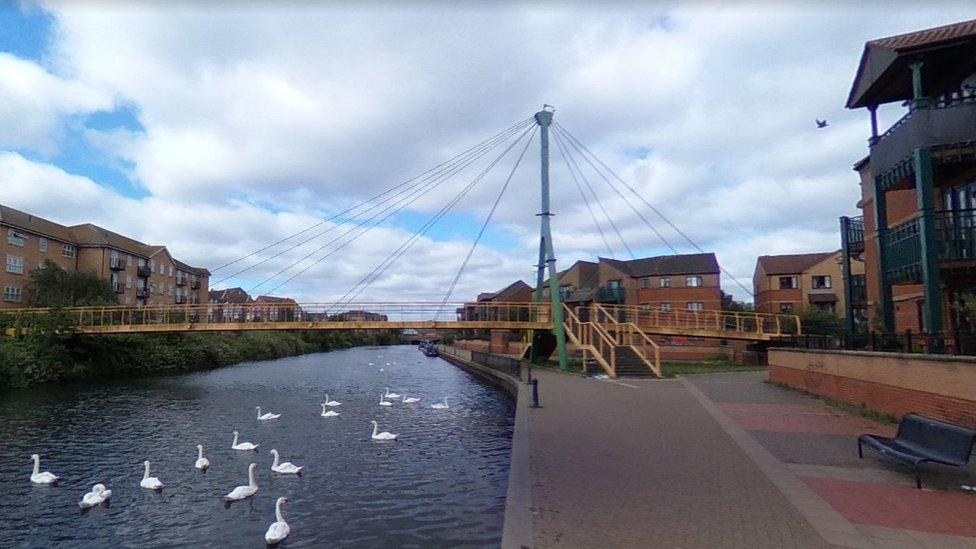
[27,377,452,546]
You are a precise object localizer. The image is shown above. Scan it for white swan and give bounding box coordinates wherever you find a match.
[232,430,259,451]
[379,394,392,406]
[225,463,259,501]
[323,394,341,407]
[320,403,340,417]
[265,496,291,545]
[29,454,58,485]
[370,420,398,441]
[256,406,281,420]
[79,483,111,508]
[431,397,450,409]
[140,461,164,490]
[269,449,304,475]
[384,388,401,399]
[195,444,210,471]
[402,395,421,404]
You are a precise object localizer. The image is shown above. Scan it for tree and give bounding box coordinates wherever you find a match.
[26,261,118,308]
[797,306,844,335]
[721,291,754,312]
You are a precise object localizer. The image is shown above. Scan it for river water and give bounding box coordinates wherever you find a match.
[0,345,514,548]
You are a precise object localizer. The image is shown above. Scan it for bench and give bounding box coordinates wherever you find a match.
[858,412,976,489]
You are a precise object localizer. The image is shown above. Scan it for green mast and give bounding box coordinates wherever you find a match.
[534,107,569,370]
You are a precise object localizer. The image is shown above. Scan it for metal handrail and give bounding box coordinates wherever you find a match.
[593,304,661,376]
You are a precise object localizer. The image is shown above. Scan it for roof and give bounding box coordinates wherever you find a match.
[757,252,838,276]
[600,253,720,277]
[208,287,252,304]
[174,259,211,277]
[847,19,976,108]
[479,280,533,302]
[68,223,156,257]
[0,204,79,243]
[255,295,297,304]
[563,287,597,303]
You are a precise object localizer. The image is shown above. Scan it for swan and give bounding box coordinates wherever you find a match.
[232,431,259,451]
[384,388,401,399]
[140,461,164,490]
[269,449,304,475]
[256,406,281,420]
[79,483,111,508]
[225,463,258,501]
[265,496,291,545]
[402,395,421,404]
[195,445,210,471]
[320,403,340,417]
[29,454,59,485]
[379,394,392,406]
[370,420,398,441]
[431,397,450,409]
[323,394,341,407]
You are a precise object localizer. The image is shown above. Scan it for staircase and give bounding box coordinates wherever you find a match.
[562,304,661,378]
[613,346,657,378]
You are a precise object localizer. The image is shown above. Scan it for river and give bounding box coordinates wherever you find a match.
[0,345,514,548]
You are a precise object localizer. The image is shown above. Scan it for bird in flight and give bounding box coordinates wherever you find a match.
[816,119,829,128]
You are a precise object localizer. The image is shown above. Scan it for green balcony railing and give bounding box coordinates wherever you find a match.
[882,219,921,284]
[850,274,867,304]
[596,286,626,303]
[936,209,976,262]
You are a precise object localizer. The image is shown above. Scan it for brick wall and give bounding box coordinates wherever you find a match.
[769,348,976,429]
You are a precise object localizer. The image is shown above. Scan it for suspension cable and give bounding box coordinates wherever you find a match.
[437,126,537,317]
[551,128,618,258]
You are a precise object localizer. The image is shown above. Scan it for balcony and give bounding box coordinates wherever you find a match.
[114,283,125,294]
[190,278,201,289]
[176,276,186,286]
[109,258,127,271]
[871,97,976,179]
[136,288,150,299]
[849,274,867,305]
[881,219,921,284]
[841,216,864,256]
[137,265,151,278]
[176,295,187,304]
[596,286,626,303]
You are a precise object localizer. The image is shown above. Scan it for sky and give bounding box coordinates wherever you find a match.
[2,1,975,305]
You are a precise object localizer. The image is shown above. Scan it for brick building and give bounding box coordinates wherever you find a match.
[1,204,209,308]
[208,286,253,322]
[753,251,864,317]
[842,20,976,334]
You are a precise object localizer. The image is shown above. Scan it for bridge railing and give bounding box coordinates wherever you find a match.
[593,304,801,338]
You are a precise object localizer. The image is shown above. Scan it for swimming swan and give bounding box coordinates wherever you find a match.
[79,483,111,508]
[140,461,164,490]
[30,454,59,485]
[320,403,340,417]
[225,463,258,501]
[384,388,401,399]
[265,496,291,545]
[431,397,450,409]
[195,445,210,471]
[256,406,281,420]
[402,395,421,404]
[232,431,259,451]
[379,394,392,406]
[269,449,304,475]
[323,394,340,407]
[370,420,398,441]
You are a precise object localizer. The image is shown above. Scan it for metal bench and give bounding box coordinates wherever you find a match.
[858,412,976,489]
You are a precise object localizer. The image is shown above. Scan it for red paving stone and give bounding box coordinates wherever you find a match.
[719,403,894,436]
[803,476,976,538]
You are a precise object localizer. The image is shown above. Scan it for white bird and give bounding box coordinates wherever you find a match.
[368,362,374,366]
[140,461,164,490]
[256,406,281,420]
[320,403,340,417]
[431,397,450,409]
[195,444,210,471]
[225,463,259,501]
[79,483,111,508]
[402,395,421,404]
[269,449,304,475]
[323,394,340,407]
[384,388,401,399]
[370,420,398,441]
[232,430,259,451]
[379,394,393,407]
[265,496,291,545]
[29,454,58,485]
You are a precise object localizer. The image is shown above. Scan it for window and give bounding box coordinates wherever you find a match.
[38,261,45,269]
[639,278,651,289]
[150,259,155,273]
[779,276,797,289]
[640,303,652,311]
[686,276,703,287]
[38,237,47,252]
[660,277,671,288]
[5,255,24,274]
[687,301,704,312]
[607,279,621,289]
[7,229,25,246]
[124,297,131,305]
[3,285,22,302]
[126,275,132,289]
[779,303,794,313]
[61,244,76,258]
[812,275,831,289]
[127,254,134,265]
[660,302,672,312]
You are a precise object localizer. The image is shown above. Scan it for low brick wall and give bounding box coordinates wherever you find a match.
[768,348,976,428]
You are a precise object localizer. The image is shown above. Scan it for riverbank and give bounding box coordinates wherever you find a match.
[0,329,401,389]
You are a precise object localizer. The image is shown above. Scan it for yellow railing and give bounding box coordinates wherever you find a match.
[596,304,801,339]
[593,304,661,377]
[562,305,616,376]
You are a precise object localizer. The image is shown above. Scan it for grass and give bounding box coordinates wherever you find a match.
[661,358,764,378]
[766,380,899,425]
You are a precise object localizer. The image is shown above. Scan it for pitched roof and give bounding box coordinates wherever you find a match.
[208,287,252,304]
[757,252,838,275]
[68,223,157,257]
[0,203,78,243]
[599,253,720,277]
[174,259,211,277]
[478,280,533,302]
[255,295,297,304]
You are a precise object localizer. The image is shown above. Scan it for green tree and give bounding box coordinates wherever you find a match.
[797,306,844,335]
[26,261,117,307]
[721,291,754,312]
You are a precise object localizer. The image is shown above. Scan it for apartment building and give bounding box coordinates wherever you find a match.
[842,20,976,334]
[253,295,300,321]
[458,280,533,323]
[753,251,863,316]
[1,204,209,308]
[208,286,253,322]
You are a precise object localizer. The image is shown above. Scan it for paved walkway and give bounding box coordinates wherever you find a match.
[510,368,976,548]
